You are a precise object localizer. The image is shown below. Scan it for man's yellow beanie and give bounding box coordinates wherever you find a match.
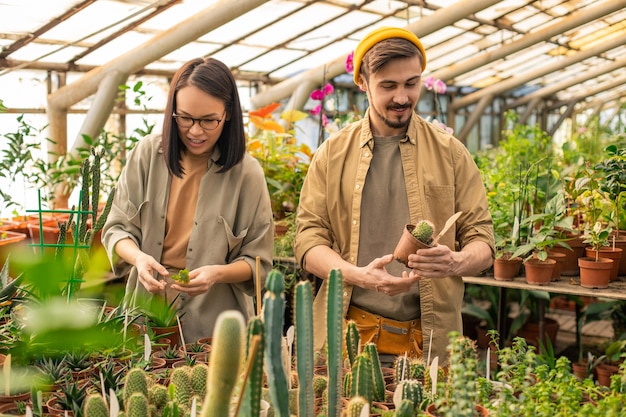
[352,26,427,85]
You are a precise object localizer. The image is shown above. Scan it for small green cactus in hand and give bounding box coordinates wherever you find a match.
[172,268,190,284]
[84,393,109,417]
[411,220,434,245]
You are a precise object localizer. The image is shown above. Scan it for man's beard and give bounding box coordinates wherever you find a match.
[373,104,412,130]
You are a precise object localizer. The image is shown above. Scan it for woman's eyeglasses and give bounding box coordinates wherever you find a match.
[172,111,225,130]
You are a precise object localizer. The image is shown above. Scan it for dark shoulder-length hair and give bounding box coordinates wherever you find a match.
[161,57,245,176]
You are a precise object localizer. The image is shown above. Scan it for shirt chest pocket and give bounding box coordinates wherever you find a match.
[219,216,249,262]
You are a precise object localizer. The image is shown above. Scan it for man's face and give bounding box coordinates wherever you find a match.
[358,55,423,137]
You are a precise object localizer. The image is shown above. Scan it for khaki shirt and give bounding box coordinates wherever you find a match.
[294,111,494,364]
[102,134,274,342]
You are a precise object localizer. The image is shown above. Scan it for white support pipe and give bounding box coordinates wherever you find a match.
[250,0,501,110]
[431,0,626,84]
[47,0,268,157]
[450,35,626,111]
[510,56,626,108]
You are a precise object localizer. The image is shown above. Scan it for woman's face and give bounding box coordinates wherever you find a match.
[174,85,228,157]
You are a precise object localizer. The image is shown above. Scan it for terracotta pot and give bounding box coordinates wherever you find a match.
[517,317,560,349]
[547,250,566,281]
[596,363,619,387]
[585,247,622,281]
[578,257,613,289]
[153,349,185,367]
[493,256,522,281]
[149,325,181,349]
[0,390,30,405]
[523,258,555,285]
[611,236,626,276]
[571,361,589,380]
[393,224,432,267]
[0,230,28,278]
[425,403,489,416]
[553,234,586,276]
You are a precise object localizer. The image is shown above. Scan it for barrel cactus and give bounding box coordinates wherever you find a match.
[411,220,434,245]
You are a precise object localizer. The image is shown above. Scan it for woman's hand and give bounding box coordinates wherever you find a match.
[134,253,168,293]
[171,265,221,296]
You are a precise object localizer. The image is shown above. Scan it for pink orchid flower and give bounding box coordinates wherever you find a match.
[433,79,447,94]
[322,82,334,96]
[423,76,436,90]
[345,51,354,73]
[310,104,322,116]
[310,89,324,101]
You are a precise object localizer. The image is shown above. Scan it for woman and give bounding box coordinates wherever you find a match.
[102,57,274,343]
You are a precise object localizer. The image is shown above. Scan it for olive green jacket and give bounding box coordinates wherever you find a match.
[294,111,494,364]
[102,134,274,342]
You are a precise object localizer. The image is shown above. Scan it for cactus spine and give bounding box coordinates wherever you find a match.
[126,392,149,417]
[240,316,265,417]
[411,220,434,244]
[84,393,108,417]
[394,355,411,384]
[396,379,424,412]
[395,398,417,417]
[410,358,426,380]
[200,310,245,417]
[123,367,148,404]
[345,320,360,367]
[263,270,289,417]
[350,354,373,406]
[148,383,168,410]
[364,342,385,402]
[326,268,344,417]
[169,365,192,411]
[345,396,369,417]
[295,280,315,417]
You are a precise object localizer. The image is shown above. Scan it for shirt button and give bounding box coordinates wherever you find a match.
[364,152,370,157]
[355,184,360,190]
[350,256,355,262]
[157,241,162,246]
[343,291,348,297]
[352,220,357,225]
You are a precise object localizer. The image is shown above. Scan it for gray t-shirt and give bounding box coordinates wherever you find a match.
[352,135,420,321]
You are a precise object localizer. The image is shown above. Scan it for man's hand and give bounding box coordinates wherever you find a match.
[358,254,420,296]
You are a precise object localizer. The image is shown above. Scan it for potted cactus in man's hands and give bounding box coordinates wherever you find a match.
[393,220,436,267]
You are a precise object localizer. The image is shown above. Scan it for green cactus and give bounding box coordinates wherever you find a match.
[190,363,208,401]
[395,398,417,417]
[363,342,385,402]
[394,355,411,384]
[437,331,480,417]
[169,365,192,410]
[410,358,426,380]
[240,316,265,417]
[343,371,352,397]
[345,320,360,368]
[263,269,290,417]
[126,392,149,417]
[313,375,328,398]
[350,353,373,406]
[396,379,424,412]
[148,383,168,409]
[84,393,109,417]
[200,310,245,417]
[295,280,315,417]
[326,268,344,417]
[345,396,369,417]
[123,367,149,405]
[411,220,434,245]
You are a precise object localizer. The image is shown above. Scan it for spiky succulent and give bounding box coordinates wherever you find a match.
[411,220,434,245]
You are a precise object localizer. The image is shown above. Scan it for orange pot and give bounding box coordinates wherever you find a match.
[578,256,613,289]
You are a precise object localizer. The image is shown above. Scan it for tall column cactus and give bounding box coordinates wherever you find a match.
[364,342,385,402]
[350,353,373,406]
[263,270,289,416]
[240,316,265,417]
[326,268,344,417]
[345,320,360,368]
[295,280,314,417]
[200,310,245,417]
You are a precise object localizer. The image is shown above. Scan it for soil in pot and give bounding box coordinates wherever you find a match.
[578,257,613,289]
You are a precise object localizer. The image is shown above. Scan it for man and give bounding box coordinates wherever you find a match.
[294,26,494,365]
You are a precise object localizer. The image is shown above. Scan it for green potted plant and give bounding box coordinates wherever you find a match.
[579,222,615,288]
